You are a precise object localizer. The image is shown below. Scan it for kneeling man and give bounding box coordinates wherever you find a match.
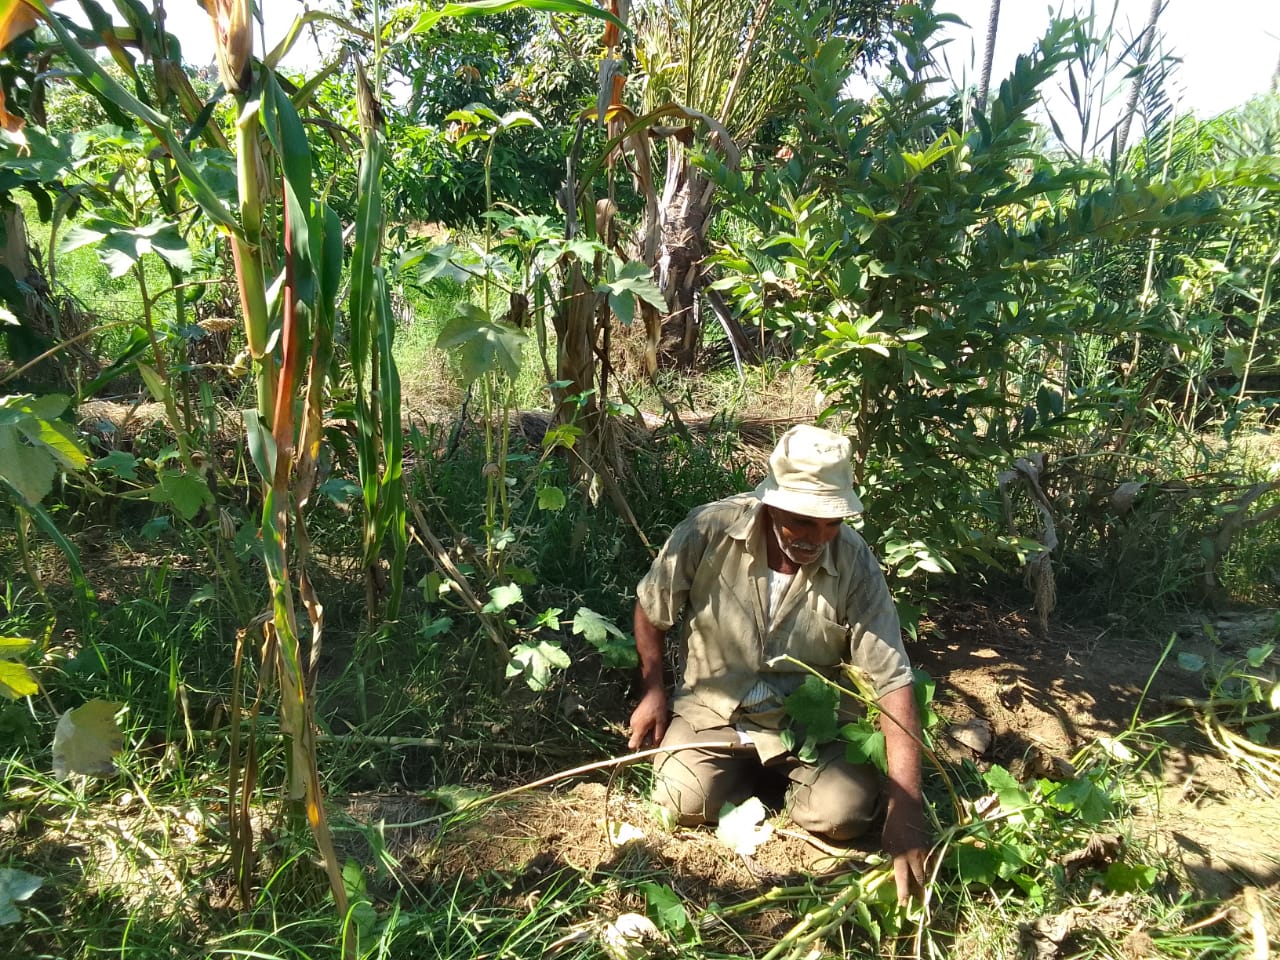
[628,424,927,901]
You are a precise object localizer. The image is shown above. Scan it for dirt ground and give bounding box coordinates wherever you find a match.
[916,601,1280,897]
[327,599,1280,955]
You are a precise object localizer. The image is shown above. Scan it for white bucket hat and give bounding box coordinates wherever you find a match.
[757,424,863,518]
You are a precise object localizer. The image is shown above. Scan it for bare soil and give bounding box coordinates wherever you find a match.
[324,599,1280,957]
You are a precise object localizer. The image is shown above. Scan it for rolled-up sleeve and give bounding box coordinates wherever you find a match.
[635,512,708,631]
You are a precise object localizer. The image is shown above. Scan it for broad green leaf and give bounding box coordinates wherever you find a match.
[715,797,772,855]
[18,417,87,472]
[317,477,360,504]
[1103,862,1158,893]
[482,583,523,614]
[531,606,563,629]
[1224,343,1248,378]
[572,606,637,668]
[0,423,56,504]
[841,724,886,771]
[150,470,214,521]
[598,261,665,327]
[0,637,35,659]
[52,700,124,778]
[983,765,1031,810]
[498,110,540,130]
[950,842,1000,884]
[435,303,527,381]
[141,516,171,540]
[542,423,584,450]
[536,485,567,511]
[403,242,473,285]
[0,868,43,926]
[60,218,192,277]
[418,615,453,641]
[1051,777,1112,824]
[0,661,38,699]
[341,859,368,901]
[784,675,841,744]
[94,451,138,480]
[1176,652,1206,672]
[1246,645,1274,668]
[505,639,570,691]
[424,783,487,810]
[1245,722,1272,745]
[640,882,690,936]
[572,606,625,645]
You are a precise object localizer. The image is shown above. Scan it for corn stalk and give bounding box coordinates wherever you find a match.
[349,46,406,621]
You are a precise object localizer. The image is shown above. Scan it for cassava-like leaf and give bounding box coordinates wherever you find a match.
[435,303,528,381]
[505,640,570,691]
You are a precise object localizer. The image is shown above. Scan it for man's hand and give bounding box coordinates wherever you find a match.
[627,688,669,750]
[883,797,928,904]
[877,683,928,904]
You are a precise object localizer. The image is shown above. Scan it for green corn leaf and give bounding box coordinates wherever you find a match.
[374,267,407,617]
[135,362,169,405]
[243,410,278,481]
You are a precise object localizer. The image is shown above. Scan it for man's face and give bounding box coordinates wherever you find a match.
[767,506,845,566]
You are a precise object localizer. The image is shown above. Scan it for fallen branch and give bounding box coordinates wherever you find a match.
[314,731,579,758]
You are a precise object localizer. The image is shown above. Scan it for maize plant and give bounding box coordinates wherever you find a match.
[16,0,621,937]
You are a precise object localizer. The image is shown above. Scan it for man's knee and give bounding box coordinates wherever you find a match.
[652,719,749,825]
[652,773,716,826]
[787,760,882,840]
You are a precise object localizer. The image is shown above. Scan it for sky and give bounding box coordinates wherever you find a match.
[938,0,1280,119]
[163,0,1280,121]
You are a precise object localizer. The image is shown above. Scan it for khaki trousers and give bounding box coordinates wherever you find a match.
[652,716,883,840]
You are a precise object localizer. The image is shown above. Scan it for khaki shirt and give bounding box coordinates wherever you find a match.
[636,491,912,760]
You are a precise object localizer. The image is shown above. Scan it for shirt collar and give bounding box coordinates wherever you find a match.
[731,493,840,576]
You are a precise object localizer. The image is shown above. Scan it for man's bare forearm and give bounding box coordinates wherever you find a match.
[633,601,666,695]
[878,684,923,812]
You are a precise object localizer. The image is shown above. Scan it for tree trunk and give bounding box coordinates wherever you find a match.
[975,0,1000,115]
[1115,0,1162,155]
[655,139,716,369]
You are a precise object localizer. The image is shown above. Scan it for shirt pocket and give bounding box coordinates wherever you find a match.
[782,607,848,666]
